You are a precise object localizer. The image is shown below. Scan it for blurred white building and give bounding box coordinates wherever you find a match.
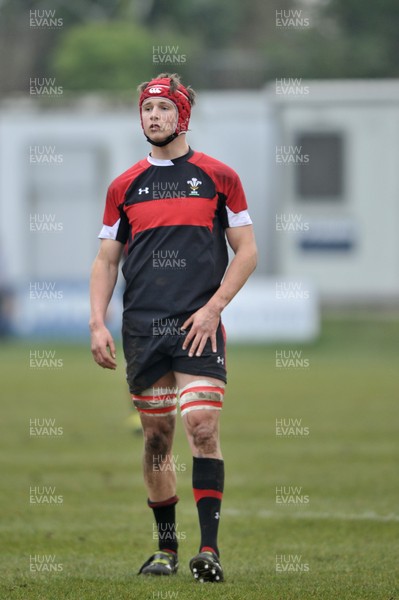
[269,79,399,305]
[0,79,398,337]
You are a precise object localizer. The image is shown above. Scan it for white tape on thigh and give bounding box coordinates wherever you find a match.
[132,387,178,417]
[179,379,225,416]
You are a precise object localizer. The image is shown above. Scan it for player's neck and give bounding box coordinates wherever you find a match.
[150,135,190,161]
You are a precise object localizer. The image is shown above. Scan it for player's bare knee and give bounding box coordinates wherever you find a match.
[142,415,175,462]
[144,431,170,457]
[191,422,218,454]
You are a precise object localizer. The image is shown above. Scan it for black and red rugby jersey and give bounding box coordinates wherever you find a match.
[99,148,252,335]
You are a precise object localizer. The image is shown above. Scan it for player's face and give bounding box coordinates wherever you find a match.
[141,98,178,141]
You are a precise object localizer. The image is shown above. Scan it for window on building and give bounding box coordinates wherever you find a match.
[295,132,344,200]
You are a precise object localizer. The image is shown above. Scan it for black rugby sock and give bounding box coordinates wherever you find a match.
[192,457,224,557]
[148,495,179,554]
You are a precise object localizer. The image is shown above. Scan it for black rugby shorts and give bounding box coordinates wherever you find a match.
[122,320,227,394]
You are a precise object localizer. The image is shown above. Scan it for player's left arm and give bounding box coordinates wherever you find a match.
[182,225,257,357]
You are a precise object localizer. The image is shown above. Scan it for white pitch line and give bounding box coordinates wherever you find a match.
[220,508,399,522]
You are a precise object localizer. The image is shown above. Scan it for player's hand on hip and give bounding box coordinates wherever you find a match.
[181,305,220,357]
[90,324,117,369]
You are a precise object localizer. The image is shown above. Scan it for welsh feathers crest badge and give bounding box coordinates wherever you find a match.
[187,178,202,196]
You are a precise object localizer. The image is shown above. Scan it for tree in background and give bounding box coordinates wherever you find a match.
[0,0,158,95]
[52,21,198,93]
[262,0,399,79]
[1,0,399,97]
[324,0,399,77]
[51,0,293,91]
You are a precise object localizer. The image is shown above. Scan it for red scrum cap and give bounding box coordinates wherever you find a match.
[139,76,192,136]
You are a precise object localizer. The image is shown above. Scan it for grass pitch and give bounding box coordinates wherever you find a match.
[0,317,398,600]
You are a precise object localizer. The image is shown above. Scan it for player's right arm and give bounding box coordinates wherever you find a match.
[89,239,124,369]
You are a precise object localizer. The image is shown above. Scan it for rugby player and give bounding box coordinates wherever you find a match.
[90,73,257,582]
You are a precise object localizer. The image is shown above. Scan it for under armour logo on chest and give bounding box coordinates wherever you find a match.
[138,187,149,195]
